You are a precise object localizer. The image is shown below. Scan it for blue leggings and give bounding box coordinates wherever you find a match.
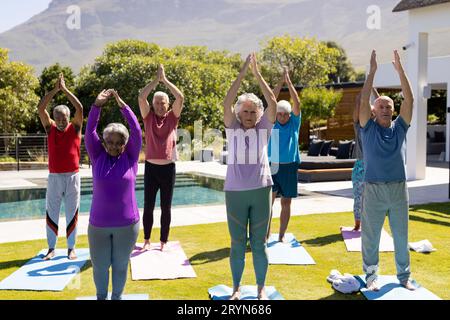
[351,160,365,221]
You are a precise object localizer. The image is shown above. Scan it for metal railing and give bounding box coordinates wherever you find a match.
[0,134,89,171]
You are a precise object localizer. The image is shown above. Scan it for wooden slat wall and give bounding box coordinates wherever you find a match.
[324,87,361,141]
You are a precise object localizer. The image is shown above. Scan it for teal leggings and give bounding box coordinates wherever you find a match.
[225,186,271,287]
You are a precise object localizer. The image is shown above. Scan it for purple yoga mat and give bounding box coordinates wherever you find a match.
[130,241,197,280]
[340,226,395,252]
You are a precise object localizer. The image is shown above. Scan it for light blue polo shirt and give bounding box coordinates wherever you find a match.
[268,112,301,164]
[361,116,409,182]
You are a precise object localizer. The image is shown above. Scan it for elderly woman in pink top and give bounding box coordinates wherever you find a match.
[223,53,277,300]
[138,64,184,252]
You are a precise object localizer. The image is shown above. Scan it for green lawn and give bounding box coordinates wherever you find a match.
[0,202,448,300]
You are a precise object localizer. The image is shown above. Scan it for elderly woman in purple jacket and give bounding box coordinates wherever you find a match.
[85,89,142,300]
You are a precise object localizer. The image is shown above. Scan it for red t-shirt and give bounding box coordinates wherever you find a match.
[47,123,81,173]
[143,110,179,161]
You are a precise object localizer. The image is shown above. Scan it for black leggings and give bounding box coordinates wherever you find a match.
[143,162,176,242]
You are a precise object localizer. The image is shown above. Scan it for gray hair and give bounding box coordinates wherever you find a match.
[234,93,264,122]
[152,91,170,105]
[53,105,70,117]
[103,123,129,145]
[277,100,292,114]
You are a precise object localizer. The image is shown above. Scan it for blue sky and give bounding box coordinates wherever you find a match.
[0,0,52,33]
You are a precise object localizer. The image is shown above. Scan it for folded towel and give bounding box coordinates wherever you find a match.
[408,239,436,253]
[327,269,360,294]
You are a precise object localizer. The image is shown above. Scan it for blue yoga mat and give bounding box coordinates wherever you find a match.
[76,293,149,300]
[208,285,284,300]
[267,233,315,265]
[0,249,90,291]
[356,275,441,300]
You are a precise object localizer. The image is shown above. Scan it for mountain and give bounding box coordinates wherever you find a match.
[1,0,449,74]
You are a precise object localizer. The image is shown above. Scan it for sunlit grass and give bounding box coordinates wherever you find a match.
[0,202,448,300]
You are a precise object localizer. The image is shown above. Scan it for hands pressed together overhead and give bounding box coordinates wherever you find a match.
[95,89,127,108]
[157,64,168,83]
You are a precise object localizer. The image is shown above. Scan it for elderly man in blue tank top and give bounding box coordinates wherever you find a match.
[359,49,416,291]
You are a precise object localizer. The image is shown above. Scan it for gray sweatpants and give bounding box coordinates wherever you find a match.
[88,222,139,300]
[45,172,80,250]
[362,181,411,283]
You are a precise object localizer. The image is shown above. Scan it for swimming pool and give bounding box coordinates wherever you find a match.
[0,174,225,222]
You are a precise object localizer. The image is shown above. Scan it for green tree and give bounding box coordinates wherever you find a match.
[37,63,76,107]
[0,48,39,134]
[76,40,243,133]
[259,34,340,87]
[300,87,343,139]
[354,69,366,82]
[32,63,76,133]
[324,41,357,83]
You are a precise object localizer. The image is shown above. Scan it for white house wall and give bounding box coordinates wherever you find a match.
[409,3,450,34]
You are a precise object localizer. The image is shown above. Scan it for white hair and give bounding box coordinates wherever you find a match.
[277,100,292,114]
[152,91,170,105]
[103,123,129,145]
[234,93,264,122]
[53,105,70,117]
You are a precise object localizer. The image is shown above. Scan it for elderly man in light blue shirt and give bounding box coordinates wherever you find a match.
[267,67,301,242]
[359,50,416,291]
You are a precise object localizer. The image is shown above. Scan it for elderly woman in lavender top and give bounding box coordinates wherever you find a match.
[223,53,277,300]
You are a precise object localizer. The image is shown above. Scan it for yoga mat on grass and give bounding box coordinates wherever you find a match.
[77,293,149,300]
[340,227,394,252]
[130,241,196,280]
[267,233,315,265]
[208,285,284,300]
[356,275,441,300]
[0,248,90,291]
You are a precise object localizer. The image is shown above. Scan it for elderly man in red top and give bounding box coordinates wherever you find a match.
[138,64,184,252]
[38,74,83,260]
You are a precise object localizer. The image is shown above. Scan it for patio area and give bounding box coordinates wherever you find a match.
[0,160,448,244]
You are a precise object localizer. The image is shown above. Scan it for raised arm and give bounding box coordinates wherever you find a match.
[284,67,300,116]
[360,50,377,128]
[159,65,184,118]
[250,53,277,123]
[37,82,59,133]
[372,87,380,99]
[353,92,361,123]
[111,90,142,162]
[223,54,251,128]
[393,50,414,125]
[273,73,285,100]
[85,90,109,161]
[138,66,160,119]
[59,74,83,133]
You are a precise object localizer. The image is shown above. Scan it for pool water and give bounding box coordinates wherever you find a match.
[0,174,225,222]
